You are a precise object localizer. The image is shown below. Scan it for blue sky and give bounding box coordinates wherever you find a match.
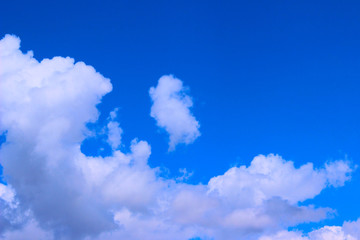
[1,1,360,239]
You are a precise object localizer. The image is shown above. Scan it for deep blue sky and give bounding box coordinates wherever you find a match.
[1,0,360,230]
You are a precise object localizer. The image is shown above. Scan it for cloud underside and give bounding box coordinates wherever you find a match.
[0,35,357,240]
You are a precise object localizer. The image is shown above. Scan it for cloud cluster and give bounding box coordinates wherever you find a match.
[0,34,357,240]
[149,75,200,150]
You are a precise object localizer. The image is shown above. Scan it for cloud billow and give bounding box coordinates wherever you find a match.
[0,35,357,240]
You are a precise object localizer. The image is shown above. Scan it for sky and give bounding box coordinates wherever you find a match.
[0,0,360,239]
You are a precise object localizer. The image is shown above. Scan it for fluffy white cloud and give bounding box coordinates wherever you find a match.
[260,218,360,240]
[149,75,200,150]
[0,184,15,205]
[208,154,352,206]
[0,34,357,240]
[343,218,360,239]
[308,226,355,240]
[0,34,117,238]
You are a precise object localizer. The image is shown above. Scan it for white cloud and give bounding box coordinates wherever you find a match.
[343,218,360,239]
[149,75,200,150]
[308,226,355,240]
[106,108,123,150]
[0,34,357,240]
[324,160,353,187]
[0,34,115,238]
[0,184,15,205]
[208,154,352,206]
[260,218,360,240]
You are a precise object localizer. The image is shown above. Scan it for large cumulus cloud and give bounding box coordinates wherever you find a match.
[0,34,356,240]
